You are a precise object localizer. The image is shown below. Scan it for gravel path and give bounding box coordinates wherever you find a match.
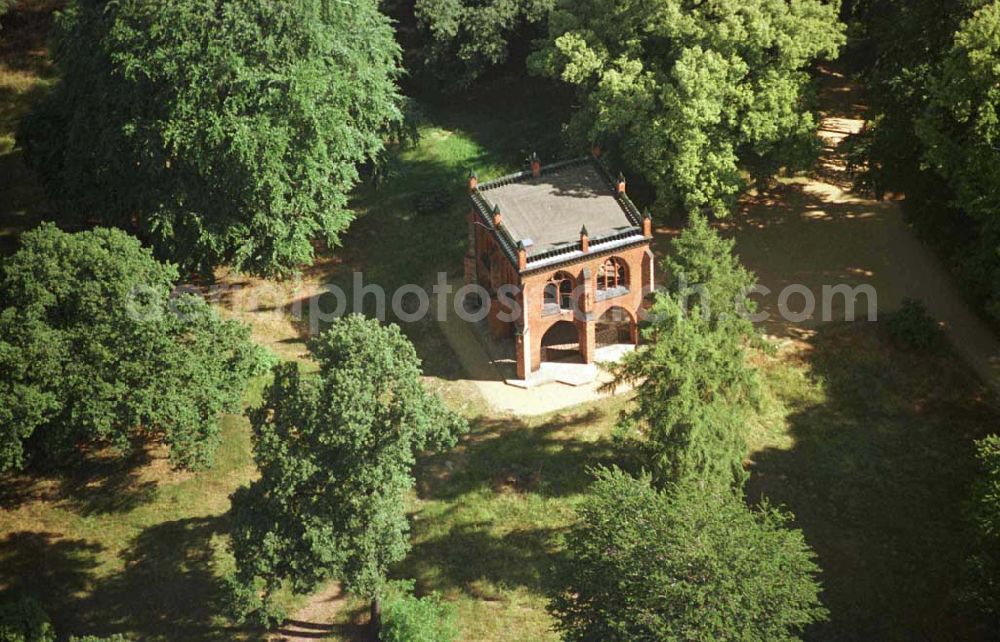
[730,64,1000,393]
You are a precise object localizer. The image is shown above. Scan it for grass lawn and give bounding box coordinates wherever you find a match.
[1,317,992,641]
[0,4,996,640]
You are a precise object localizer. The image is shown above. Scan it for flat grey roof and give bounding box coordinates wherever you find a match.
[477,161,638,258]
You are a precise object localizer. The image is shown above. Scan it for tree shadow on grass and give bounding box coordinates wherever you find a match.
[402,405,632,603]
[0,446,159,516]
[73,515,255,642]
[416,407,631,501]
[0,531,103,621]
[401,517,566,602]
[747,321,995,641]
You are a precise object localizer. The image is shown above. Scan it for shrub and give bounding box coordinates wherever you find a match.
[0,595,55,642]
[381,582,458,642]
[884,298,941,350]
[965,434,1000,630]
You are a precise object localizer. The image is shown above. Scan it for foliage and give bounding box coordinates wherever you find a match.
[964,434,1000,627]
[414,0,554,86]
[884,298,941,351]
[68,636,132,642]
[380,580,458,642]
[19,0,402,276]
[226,315,467,626]
[0,0,12,29]
[0,223,270,472]
[0,595,54,642]
[550,467,827,642]
[664,214,760,326]
[916,2,1000,318]
[609,217,761,490]
[847,1,1000,322]
[528,0,844,215]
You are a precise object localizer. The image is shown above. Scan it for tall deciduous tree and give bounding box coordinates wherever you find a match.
[846,1,1000,321]
[413,0,554,86]
[609,216,761,490]
[226,315,467,629]
[916,2,1000,314]
[551,467,827,641]
[20,0,403,276]
[529,0,845,215]
[0,223,269,472]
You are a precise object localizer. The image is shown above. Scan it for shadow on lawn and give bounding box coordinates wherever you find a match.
[402,406,632,601]
[416,407,630,501]
[403,517,566,601]
[0,517,259,642]
[0,447,159,516]
[74,515,258,642]
[747,321,995,641]
[0,531,103,618]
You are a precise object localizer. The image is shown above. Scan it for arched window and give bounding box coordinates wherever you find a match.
[543,271,575,313]
[597,257,628,297]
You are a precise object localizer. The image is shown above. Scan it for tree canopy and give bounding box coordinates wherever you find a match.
[226,315,467,626]
[528,0,845,215]
[413,0,554,86]
[846,0,1000,321]
[0,223,269,472]
[610,216,761,490]
[550,467,827,641]
[20,0,403,276]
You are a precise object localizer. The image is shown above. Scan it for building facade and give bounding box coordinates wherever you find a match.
[464,151,654,380]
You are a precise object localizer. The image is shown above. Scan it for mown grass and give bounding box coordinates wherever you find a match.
[0,4,996,640]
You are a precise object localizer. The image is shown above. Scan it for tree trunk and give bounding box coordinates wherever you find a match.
[370,595,382,641]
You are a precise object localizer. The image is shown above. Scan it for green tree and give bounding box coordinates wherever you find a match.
[965,434,1000,629]
[551,467,827,642]
[20,0,403,276]
[226,315,467,630]
[413,0,554,86]
[529,0,844,215]
[846,1,1000,321]
[0,223,269,472]
[916,2,1000,316]
[609,217,761,490]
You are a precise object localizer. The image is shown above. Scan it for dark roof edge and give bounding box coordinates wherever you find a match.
[519,235,651,276]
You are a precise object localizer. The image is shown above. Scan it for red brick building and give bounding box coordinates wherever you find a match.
[464,151,655,381]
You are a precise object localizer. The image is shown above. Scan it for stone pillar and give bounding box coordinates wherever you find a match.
[579,319,596,364]
[464,211,477,285]
[464,255,475,285]
[516,325,530,380]
[644,248,655,293]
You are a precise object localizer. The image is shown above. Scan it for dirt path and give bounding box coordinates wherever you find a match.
[730,64,1000,392]
[268,582,367,642]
